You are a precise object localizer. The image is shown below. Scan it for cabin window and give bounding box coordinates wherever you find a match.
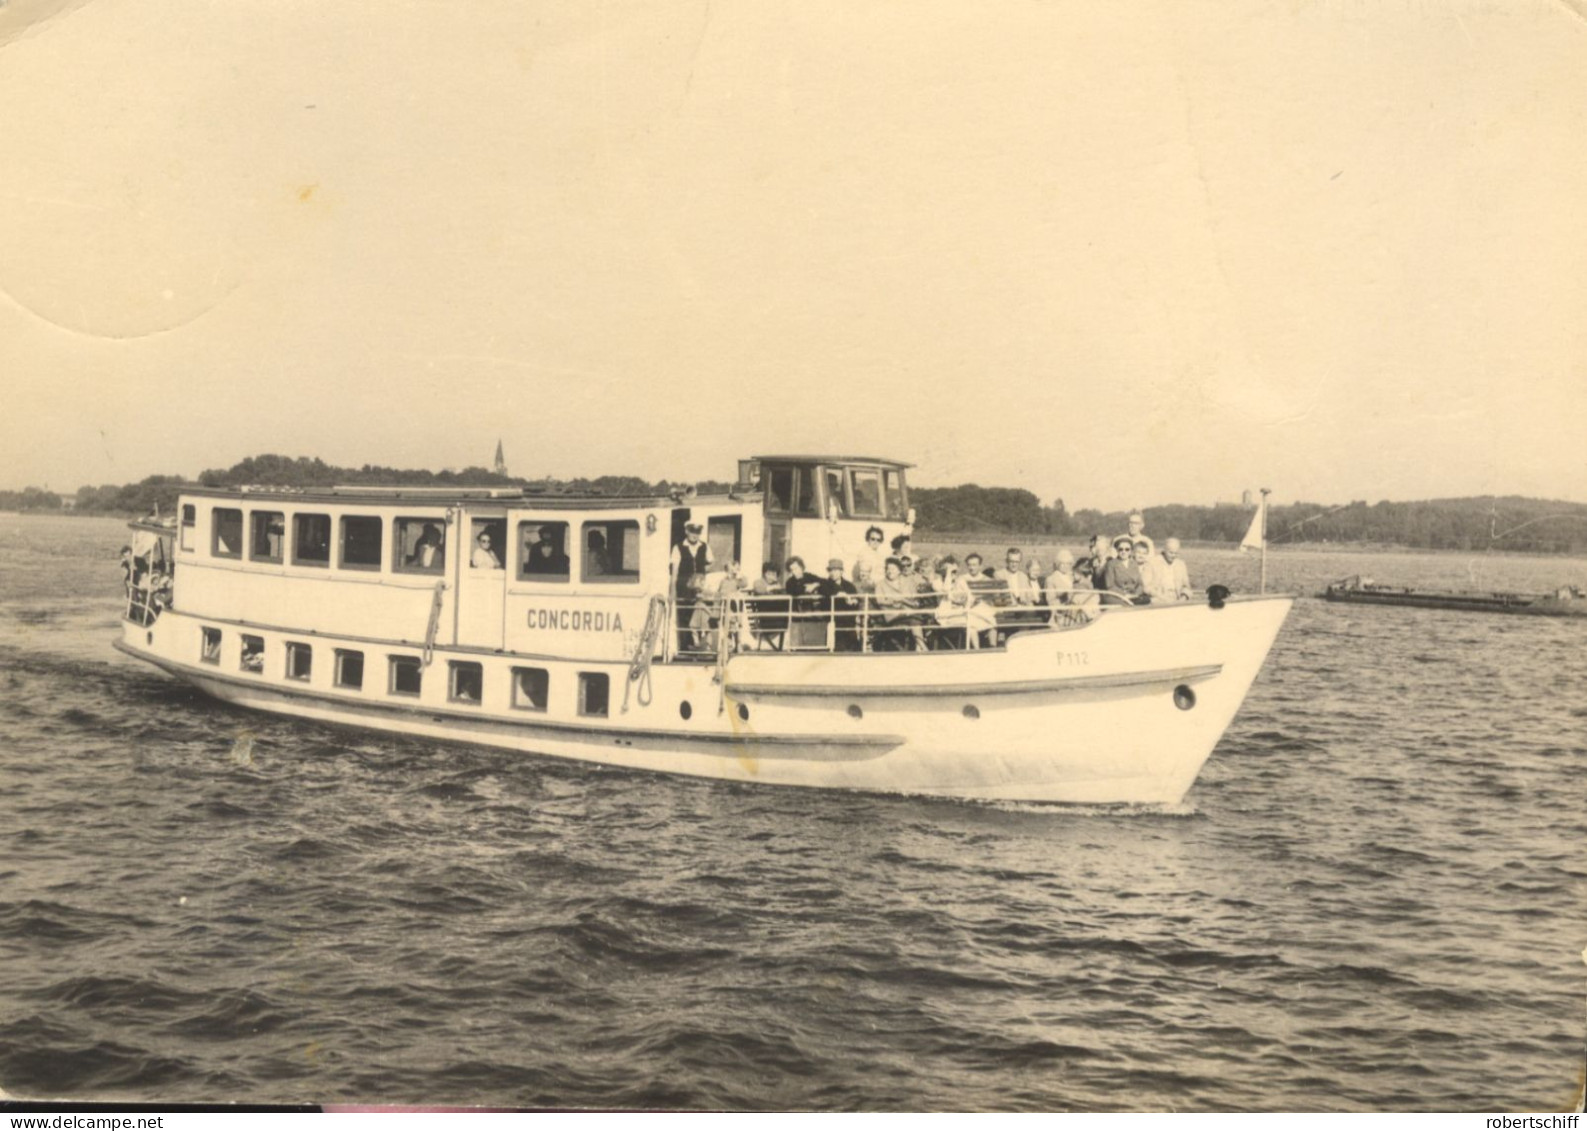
[824,468,849,518]
[180,505,196,552]
[512,666,549,711]
[389,655,422,696]
[469,518,507,571]
[212,508,243,559]
[340,515,383,571]
[240,634,264,674]
[794,466,819,516]
[249,511,285,563]
[850,469,883,518]
[581,520,641,583]
[518,521,570,581]
[883,469,905,519]
[394,517,447,574]
[578,671,610,718]
[334,649,364,690]
[285,641,312,681]
[200,627,221,664]
[449,661,483,704]
[766,467,794,514]
[292,514,331,567]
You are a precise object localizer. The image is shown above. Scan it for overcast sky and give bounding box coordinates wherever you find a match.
[1,0,1583,511]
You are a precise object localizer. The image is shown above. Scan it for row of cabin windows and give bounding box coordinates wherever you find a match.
[199,627,608,715]
[203,507,642,583]
[762,465,906,521]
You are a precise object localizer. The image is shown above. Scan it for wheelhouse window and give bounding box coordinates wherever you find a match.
[518,521,570,581]
[249,511,285,563]
[883,469,906,519]
[339,515,383,571]
[449,661,483,704]
[292,514,331,567]
[764,465,820,517]
[766,467,794,514]
[180,505,196,552]
[285,641,312,681]
[581,520,640,583]
[469,518,507,570]
[200,627,221,664]
[212,508,243,559]
[389,655,422,696]
[824,468,850,519]
[240,634,264,674]
[578,672,610,718]
[794,466,819,516]
[394,517,446,574]
[334,649,364,690]
[850,469,884,518]
[512,666,549,711]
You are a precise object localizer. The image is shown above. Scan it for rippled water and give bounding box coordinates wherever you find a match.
[1,514,1582,1111]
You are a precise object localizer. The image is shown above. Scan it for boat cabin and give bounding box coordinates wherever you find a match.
[148,455,914,665]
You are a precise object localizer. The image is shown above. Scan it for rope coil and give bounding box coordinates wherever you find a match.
[623,594,668,713]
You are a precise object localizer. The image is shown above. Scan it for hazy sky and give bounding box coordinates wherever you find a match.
[2,0,1583,510]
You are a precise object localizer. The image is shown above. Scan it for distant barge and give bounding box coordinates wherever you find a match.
[1320,575,1587,617]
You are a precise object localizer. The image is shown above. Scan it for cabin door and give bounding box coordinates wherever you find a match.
[456,509,508,650]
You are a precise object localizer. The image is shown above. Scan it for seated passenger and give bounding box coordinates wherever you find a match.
[527,526,571,575]
[872,557,924,651]
[749,561,788,649]
[410,523,445,569]
[818,559,862,652]
[585,530,610,576]
[784,556,827,648]
[1142,537,1192,603]
[1098,537,1147,605]
[471,531,503,569]
[930,557,996,649]
[994,547,1043,637]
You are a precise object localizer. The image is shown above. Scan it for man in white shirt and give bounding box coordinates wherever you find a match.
[1143,537,1192,602]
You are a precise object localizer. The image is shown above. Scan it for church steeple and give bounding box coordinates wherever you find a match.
[493,439,507,477]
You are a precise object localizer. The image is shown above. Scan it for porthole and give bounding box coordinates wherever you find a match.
[737,703,749,722]
[963,705,980,720]
[847,704,863,720]
[679,700,692,721]
[1173,684,1197,711]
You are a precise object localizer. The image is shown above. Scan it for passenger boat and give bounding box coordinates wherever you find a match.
[1320,575,1587,618]
[115,455,1292,806]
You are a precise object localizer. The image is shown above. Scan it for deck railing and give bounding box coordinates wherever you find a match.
[666,580,1150,659]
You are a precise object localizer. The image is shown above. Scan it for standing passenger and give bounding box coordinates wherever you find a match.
[670,522,713,652]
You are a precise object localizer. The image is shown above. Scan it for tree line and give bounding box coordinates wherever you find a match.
[5,457,1585,554]
[908,485,1587,554]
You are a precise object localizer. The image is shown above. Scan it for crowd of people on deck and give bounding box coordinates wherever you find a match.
[668,512,1197,655]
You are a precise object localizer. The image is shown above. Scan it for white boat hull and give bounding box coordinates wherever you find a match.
[116,596,1290,806]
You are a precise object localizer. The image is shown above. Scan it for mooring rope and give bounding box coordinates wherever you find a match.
[623,594,669,713]
[421,579,446,667]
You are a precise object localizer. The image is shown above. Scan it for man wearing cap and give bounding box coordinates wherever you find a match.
[818,558,862,651]
[1098,536,1147,605]
[670,522,713,651]
[1143,536,1193,603]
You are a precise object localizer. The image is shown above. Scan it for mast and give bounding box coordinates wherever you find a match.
[1259,487,1271,595]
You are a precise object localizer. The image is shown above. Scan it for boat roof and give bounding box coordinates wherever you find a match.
[174,483,756,510]
[752,454,912,469]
